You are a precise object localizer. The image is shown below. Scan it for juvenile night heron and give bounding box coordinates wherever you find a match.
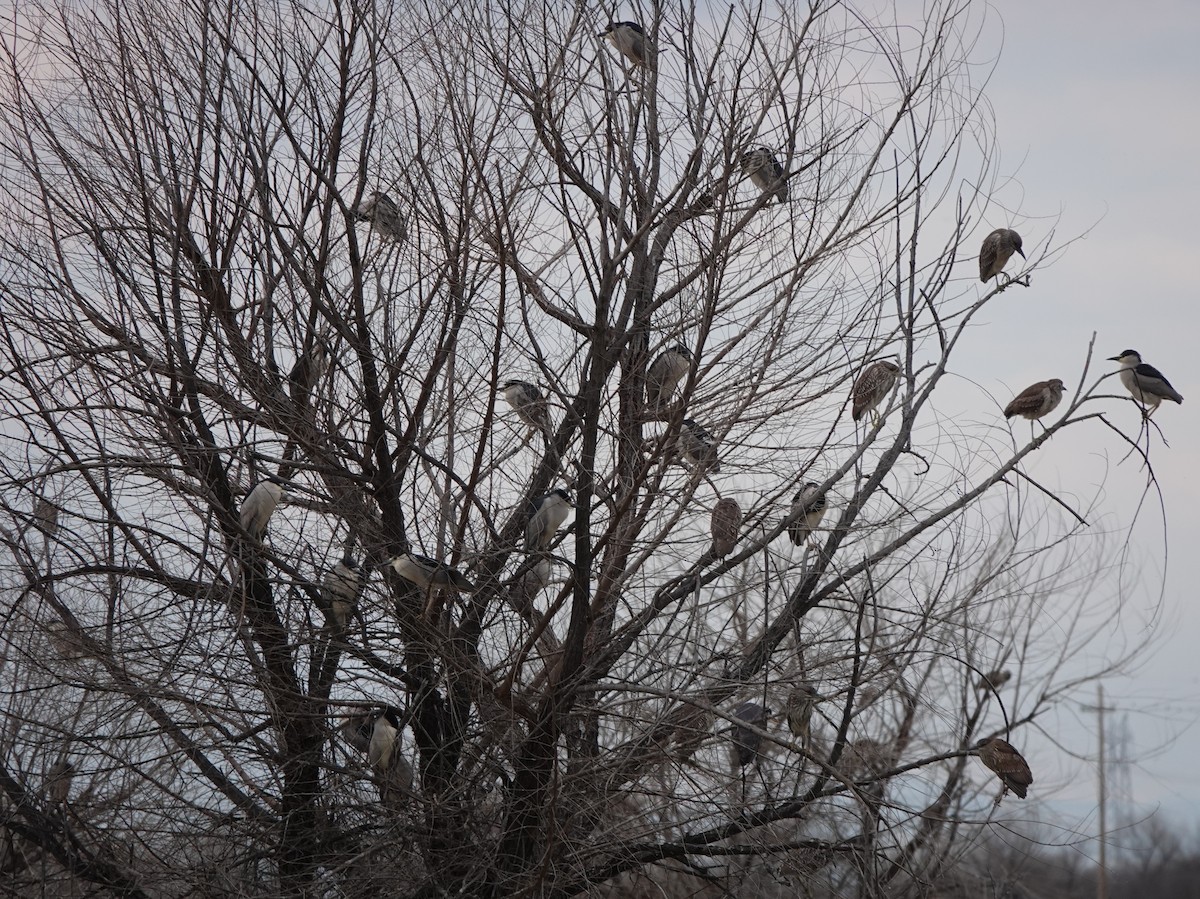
[288,337,330,403]
[740,147,788,204]
[1108,349,1183,416]
[45,758,74,804]
[502,379,553,438]
[526,488,573,550]
[972,737,1032,801]
[851,360,900,425]
[646,344,693,412]
[351,191,407,242]
[729,701,770,768]
[785,683,818,746]
[788,482,827,547]
[389,552,476,593]
[979,228,1025,285]
[1004,378,1065,421]
[843,738,891,779]
[679,418,721,474]
[598,21,650,68]
[709,497,742,558]
[239,477,291,539]
[322,555,366,630]
[32,496,58,538]
[975,668,1012,691]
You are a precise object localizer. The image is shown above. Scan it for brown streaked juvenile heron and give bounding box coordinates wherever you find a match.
[646,344,693,412]
[45,758,74,804]
[598,21,650,68]
[678,418,721,474]
[1004,378,1065,422]
[979,228,1025,285]
[785,683,819,746]
[788,482,827,547]
[322,555,366,630]
[526,488,573,550]
[351,191,407,242]
[972,737,1032,801]
[1108,350,1183,416]
[729,701,770,768]
[975,668,1012,692]
[740,147,788,204]
[851,360,900,425]
[502,379,553,438]
[389,552,476,593]
[709,497,741,558]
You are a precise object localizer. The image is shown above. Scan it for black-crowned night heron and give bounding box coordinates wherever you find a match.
[288,337,330,403]
[709,497,741,558]
[526,488,573,550]
[340,706,402,768]
[239,477,291,539]
[645,344,693,412]
[972,737,1032,801]
[730,701,769,768]
[45,758,74,804]
[788,482,827,547]
[979,228,1025,285]
[502,379,553,438]
[679,418,721,474]
[666,704,714,761]
[1004,378,1065,421]
[1108,349,1183,416]
[351,191,407,242]
[785,683,818,746]
[389,552,476,593]
[842,738,891,779]
[975,668,1011,692]
[740,147,788,204]
[322,555,366,629]
[32,496,58,538]
[598,21,649,67]
[851,360,900,425]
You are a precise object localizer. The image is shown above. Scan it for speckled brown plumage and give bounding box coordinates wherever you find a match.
[979,228,1025,283]
[851,360,900,422]
[1004,379,1065,420]
[973,737,1032,799]
[710,497,741,558]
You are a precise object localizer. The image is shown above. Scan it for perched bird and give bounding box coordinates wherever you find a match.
[678,418,721,474]
[972,737,1033,800]
[842,738,891,779]
[322,555,366,629]
[340,706,402,768]
[351,191,407,242]
[645,344,693,411]
[389,552,476,593]
[666,704,714,761]
[740,147,788,204]
[1108,350,1183,415]
[526,488,573,550]
[1004,379,1065,421]
[32,496,58,538]
[598,21,649,68]
[288,337,330,403]
[239,477,290,539]
[502,379,553,437]
[851,360,900,424]
[45,758,74,804]
[788,482,827,547]
[729,701,770,768]
[785,683,819,746]
[979,228,1025,284]
[709,497,741,558]
[976,668,1012,692]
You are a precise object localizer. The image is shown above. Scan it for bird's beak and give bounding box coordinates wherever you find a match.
[1016,247,1026,259]
[1106,355,1121,362]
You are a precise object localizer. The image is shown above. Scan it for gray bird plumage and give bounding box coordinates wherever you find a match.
[599,21,650,67]
[976,668,1011,691]
[288,337,330,403]
[351,191,407,242]
[323,555,366,629]
[730,701,769,768]
[1004,378,1065,421]
[1109,350,1183,414]
[390,552,476,593]
[526,488,573,550]
[678,418,721,473]
[788,482,827,546]
[503,379,553,437]
[740,147,788,203]
[646,344,693,411]
[45,758,74,804]
[851,360,900,423]
[979,228,1025,284]
[239,478,290,538]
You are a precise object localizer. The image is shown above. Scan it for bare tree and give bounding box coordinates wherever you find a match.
[0,1,1164,896]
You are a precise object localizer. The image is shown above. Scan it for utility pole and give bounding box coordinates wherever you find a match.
[1083,685,1117,899]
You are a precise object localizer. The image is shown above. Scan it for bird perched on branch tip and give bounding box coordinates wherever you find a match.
[979,228,1025,285]
[1108,349,1183,416]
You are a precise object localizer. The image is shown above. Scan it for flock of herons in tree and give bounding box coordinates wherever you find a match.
[34,16,1184,816]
